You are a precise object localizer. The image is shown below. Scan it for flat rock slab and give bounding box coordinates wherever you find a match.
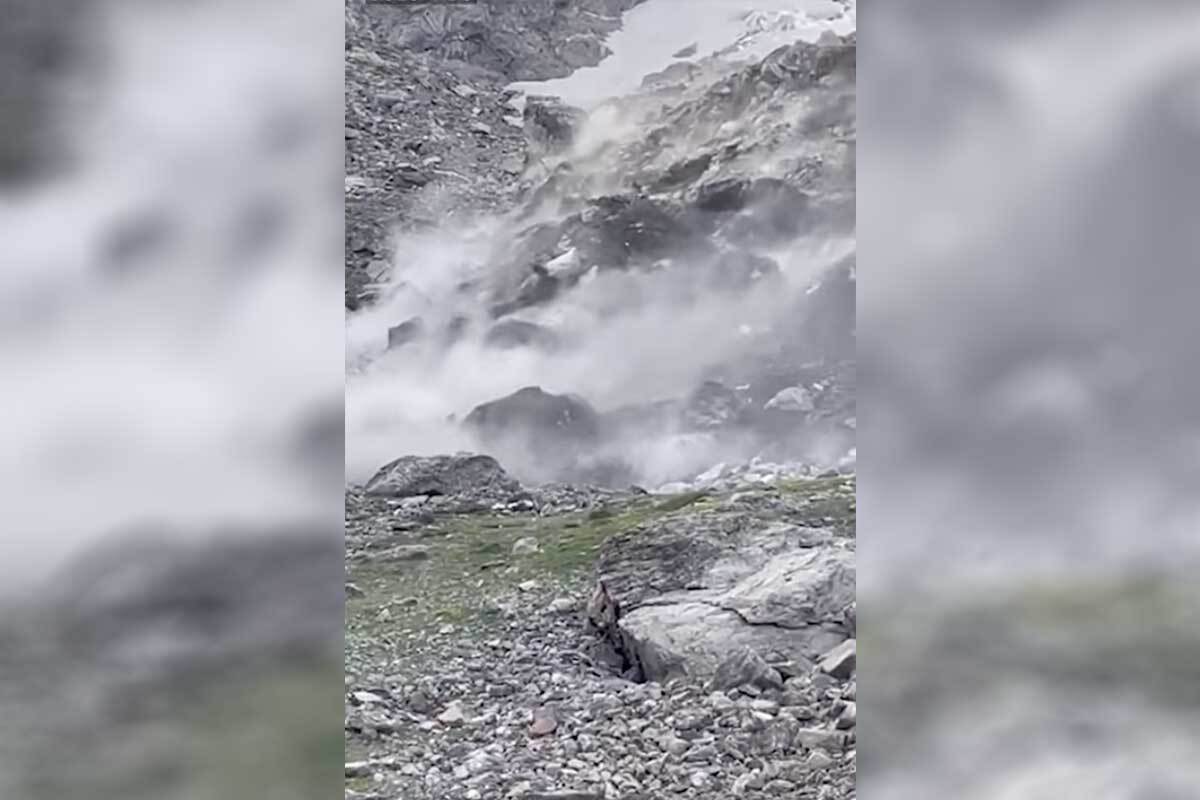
[616,548,853,681]
[591,489,854,683]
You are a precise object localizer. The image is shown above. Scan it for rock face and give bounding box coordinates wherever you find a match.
[344,1,529,309]
[589,481,856,683]
[350,6,857,484]
[367,0,649,81]
[364,453,524,504]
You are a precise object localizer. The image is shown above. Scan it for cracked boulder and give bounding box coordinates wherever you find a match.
[591,507,855,682]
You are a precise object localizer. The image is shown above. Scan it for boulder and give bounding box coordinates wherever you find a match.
[591,504,855,683]
[524,94,586,157]
[818,638,857,680]
[464,386,601,454]
[387,317,424,350]
[364,453,523,502]
[569,194,706,270]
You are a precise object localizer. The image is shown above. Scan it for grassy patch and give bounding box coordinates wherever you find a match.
[345,496,685,656]
[188,661,344,800]
[655,490,709,513]
[776,475,856,534]
[345,775,373,793]
[346,477,859,661]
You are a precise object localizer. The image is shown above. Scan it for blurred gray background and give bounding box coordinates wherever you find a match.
[859,0,1200,797]
[0,1,343,798]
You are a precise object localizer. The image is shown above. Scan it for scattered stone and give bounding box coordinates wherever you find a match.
[765,385,816,413]
[835,700,857,729]
[437,700,466,727]
[351,690,385,706]
[512,536,541,556]
[530,707,558,737]
[549,597,578,614]
[818,639,857,680]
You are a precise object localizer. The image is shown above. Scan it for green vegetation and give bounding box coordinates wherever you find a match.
[346,476,859,659]
[655,489,709,513]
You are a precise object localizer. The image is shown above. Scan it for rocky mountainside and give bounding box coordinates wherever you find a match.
[368,0,648,81]
[345,3,854,796]
[346,2,856,798]
[347,1,856,488]
[345,0,649,309]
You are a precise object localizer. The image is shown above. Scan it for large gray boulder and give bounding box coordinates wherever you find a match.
[589,489,855,682]
[364,453,523,502]
[464,386,600,452]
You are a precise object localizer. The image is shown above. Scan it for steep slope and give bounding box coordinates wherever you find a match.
[347,10,856,488]
[346,3,857,799]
